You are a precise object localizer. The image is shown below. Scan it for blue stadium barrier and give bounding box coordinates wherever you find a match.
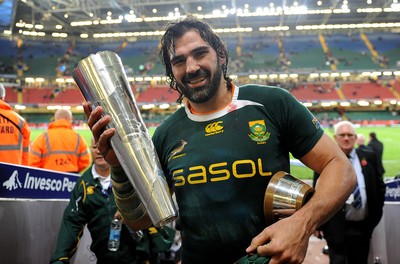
[0,162,93,264]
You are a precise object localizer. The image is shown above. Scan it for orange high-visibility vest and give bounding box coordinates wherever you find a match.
[0,100,31,165]
[29,119,91,173]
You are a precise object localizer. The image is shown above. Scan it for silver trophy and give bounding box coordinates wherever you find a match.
[264,171,315,225]
[73,51,177,227]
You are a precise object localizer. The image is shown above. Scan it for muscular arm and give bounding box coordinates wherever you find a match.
[298,133,356,231]
[246,133,356,264]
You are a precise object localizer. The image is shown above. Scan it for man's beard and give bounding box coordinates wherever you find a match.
[176,63,223,104]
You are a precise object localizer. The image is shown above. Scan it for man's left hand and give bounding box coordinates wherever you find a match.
[246,215,311,264]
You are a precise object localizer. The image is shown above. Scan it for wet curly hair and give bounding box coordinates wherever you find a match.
[159,17,232,103]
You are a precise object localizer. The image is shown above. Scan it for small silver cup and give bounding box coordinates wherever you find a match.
[264,171,315,225]
[73,51,177,227]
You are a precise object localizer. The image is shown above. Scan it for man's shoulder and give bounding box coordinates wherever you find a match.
[154,107,186,134]
[239,84,289,94]
[357,146,375,155]
[0,100,12,110]
[356,147,377,165]
[0,106,26,121]
[79,166,96,183]
[238,84,292,102]
[358,145,373,151]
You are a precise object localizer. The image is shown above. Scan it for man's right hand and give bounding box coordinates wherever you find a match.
[83,102,121,167]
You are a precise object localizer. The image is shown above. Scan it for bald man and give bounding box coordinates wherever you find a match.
[29,109,90,173]
[54,108,73,121]
[356,134,370,151]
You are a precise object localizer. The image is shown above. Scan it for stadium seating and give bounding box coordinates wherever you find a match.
[4,86,18,103]
[341,82,397,100]
[51,87,84,104]
[22,87,54,105]
[291,83,341,101]
[2,34,399,128]
[2,33,399,78]
[136,85,179,104]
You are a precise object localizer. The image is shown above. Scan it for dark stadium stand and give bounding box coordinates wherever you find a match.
[2,33,399,78]
[282,35,327,71]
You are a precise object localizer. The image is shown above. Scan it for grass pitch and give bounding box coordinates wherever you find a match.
[291,126,400,179]
[31,126,399,179]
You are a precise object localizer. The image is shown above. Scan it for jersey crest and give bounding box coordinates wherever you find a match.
[87,186,95,194]
[248,120,270,144]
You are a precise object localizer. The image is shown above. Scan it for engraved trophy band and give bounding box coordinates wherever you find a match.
[264,171,315,225]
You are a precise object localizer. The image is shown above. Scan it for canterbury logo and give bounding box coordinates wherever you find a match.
[205,121,224,136]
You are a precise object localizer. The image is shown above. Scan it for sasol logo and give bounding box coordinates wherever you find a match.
[2,169,76,192]
[205,121,224,136]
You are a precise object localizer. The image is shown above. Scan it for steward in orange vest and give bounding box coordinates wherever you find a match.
[29,109,91,173]
[0,83,31,165]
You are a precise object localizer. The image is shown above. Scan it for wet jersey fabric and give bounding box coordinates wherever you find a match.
[152,84,324,263]
[0,99,31,165]
[29,119,90,173]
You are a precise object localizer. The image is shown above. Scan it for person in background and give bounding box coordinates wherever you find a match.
[356,134,370,151]
[368,132,385,175]
[29,108,90,173]
[314,121,385,264]
[50,140,140,263]
[84,17,356,263]
[50,140,175,264]
[0,83,31,165]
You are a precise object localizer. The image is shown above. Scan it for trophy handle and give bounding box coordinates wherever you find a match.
[264,171,315,225]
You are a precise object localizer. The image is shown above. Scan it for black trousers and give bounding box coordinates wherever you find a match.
[323,214,371,264]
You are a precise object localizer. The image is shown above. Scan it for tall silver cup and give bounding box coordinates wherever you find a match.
[73,51,177,227]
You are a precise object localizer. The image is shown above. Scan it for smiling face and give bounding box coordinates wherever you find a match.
[169,30,224,104]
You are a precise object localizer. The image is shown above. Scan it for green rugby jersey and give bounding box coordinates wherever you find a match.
[152,84,324,263]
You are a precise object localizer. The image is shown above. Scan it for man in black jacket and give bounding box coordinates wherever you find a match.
[314,121,385,264]
[368,132,385,175]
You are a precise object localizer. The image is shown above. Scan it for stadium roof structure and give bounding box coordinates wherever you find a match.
[2,0,400,41]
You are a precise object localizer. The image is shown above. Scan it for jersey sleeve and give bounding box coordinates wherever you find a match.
[264,87,324,159]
